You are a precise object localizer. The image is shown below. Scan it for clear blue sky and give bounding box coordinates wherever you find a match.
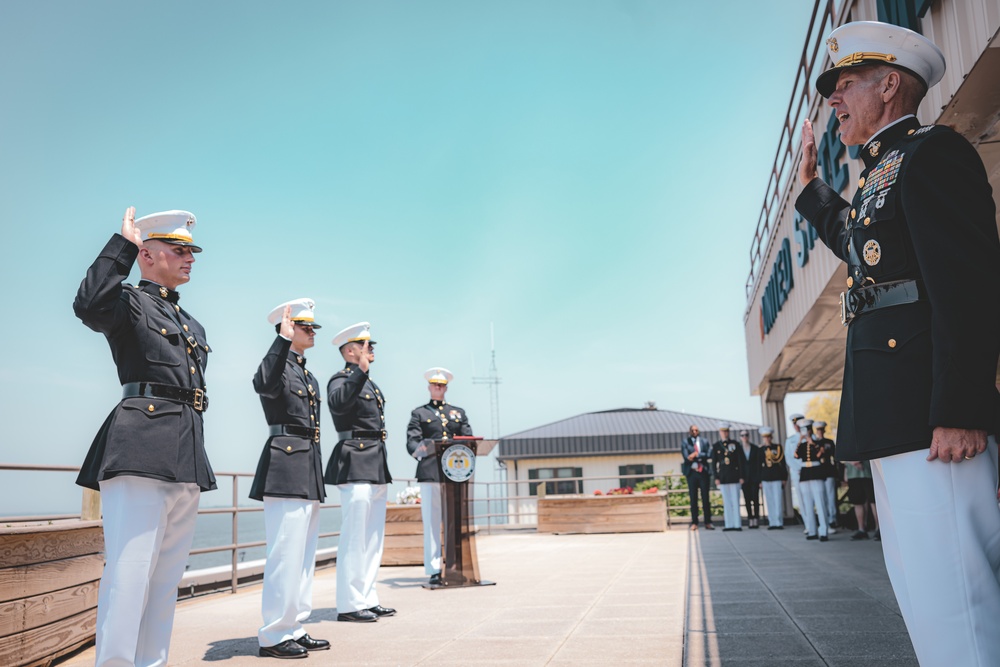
[0,1,816,514]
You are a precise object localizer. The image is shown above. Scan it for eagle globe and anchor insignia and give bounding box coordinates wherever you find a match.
[441,443,476,482]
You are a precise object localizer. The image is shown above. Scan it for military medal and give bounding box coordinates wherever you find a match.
[863,240,881,266]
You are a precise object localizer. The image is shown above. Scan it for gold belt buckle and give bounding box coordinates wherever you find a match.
[314,428,320,443]
[380,429,388,441]
[193,388,205,412]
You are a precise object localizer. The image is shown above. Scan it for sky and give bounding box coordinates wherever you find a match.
[0,1,819,515]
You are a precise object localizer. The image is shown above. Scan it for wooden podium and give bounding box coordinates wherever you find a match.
[424,436,496,589]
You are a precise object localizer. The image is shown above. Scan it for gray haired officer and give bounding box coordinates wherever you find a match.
[250,299,329,658]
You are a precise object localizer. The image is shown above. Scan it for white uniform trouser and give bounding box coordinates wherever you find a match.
[259,498,320,647]
[95,476,199,667]
[336,483,387,613]
[798,478,828,537]
[719,483,741,529]
[419,482,442,575]
[872,437,1000,667]
[762,480,784,527]
[824,476,837,522]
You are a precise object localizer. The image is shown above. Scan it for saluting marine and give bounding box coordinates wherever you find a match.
[758,427,788,529]
[74,208,214,666]
[797,20,1000,664]
[325,322,396,623]
[405,367,473,585]
[250,299,329,659]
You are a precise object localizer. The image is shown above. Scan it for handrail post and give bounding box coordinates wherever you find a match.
[231,475,239,594]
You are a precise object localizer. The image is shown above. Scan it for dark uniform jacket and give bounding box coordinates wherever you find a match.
[712,439,747,485]
[760,443,789,482]
[680,436,712,477]
[796,438,826,482]
[815,437,837,481]
[324,363,392,485]
[741,443,764,486]
[73,234,216,491]
[249,336,325,501]
[796,116,1000,460]
[406,400,473,482]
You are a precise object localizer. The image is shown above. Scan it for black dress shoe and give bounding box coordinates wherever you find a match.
[704,524,715,530]
[806,534,818,540]
[259,640,308,659]
[295,634,330,651]
[429,572,442,584]
[369,605,396,617]
[338,609,378,623]
[850,530,869,541]
[819,535,829,542]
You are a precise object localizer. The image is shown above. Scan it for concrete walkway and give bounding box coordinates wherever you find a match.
[59,526,915,666]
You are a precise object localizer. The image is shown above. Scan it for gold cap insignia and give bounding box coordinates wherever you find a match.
[863,239,881,266]
[826,37,839,53]
[159,286,168,298]
[869,141,881,157]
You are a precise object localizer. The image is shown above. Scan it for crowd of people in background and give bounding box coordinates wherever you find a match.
[681,414,878,540]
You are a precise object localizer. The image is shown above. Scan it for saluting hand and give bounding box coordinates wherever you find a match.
[799,120,819,186]
[279,305,294,340]
[357,340,371,373]
[121,207,142,247]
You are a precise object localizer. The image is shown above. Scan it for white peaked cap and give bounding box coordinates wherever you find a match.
[267,298,320,328]
[818,21,945,98]
[332,322,374,348]
[799,419,814,428]
[789,413,805,421]
[424,367,454,385]
[759,427,774,436]
[135,210,201,252]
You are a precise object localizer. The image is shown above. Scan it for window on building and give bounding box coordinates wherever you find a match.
[619,464,653,489]
[528,467,583,496]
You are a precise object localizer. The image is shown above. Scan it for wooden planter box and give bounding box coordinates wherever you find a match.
[381,505,423,566]
[537,493,667,534]
[0,519,103,667]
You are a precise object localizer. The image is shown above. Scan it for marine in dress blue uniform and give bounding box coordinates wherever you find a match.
[324,322,395,622]
[74,208,214,667]
[712,424,747,531]
[797,22,1000,664]
[405,368,473,584]
[757,427,788,529]
[813,421,838,529]
[793,420,828,541]
[251,299,329,658]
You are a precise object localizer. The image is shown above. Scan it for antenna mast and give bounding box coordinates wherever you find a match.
[472,323,501,439]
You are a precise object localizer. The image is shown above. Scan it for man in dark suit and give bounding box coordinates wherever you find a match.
[250,299,329,658]
[406,367,473,584]
[797,20,1000,664]
[680,425,714,530]
[325,322,395,622]
[74,207,215,666]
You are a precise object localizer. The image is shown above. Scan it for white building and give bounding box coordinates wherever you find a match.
[497,407,761,524]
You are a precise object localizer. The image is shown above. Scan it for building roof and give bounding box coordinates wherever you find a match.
[497,408,762,461]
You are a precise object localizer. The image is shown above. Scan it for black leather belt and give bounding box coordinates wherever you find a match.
[269,424,320,442]
[840,279,926,325]
[122,382,208,412]
[336,429,387,441]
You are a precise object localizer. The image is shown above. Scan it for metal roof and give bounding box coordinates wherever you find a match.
[497,408,763,461]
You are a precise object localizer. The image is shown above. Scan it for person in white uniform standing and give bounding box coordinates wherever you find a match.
[250,299,330,659]
[324,323,396,622]
[405,368,474,584]
[73,208,215,666]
